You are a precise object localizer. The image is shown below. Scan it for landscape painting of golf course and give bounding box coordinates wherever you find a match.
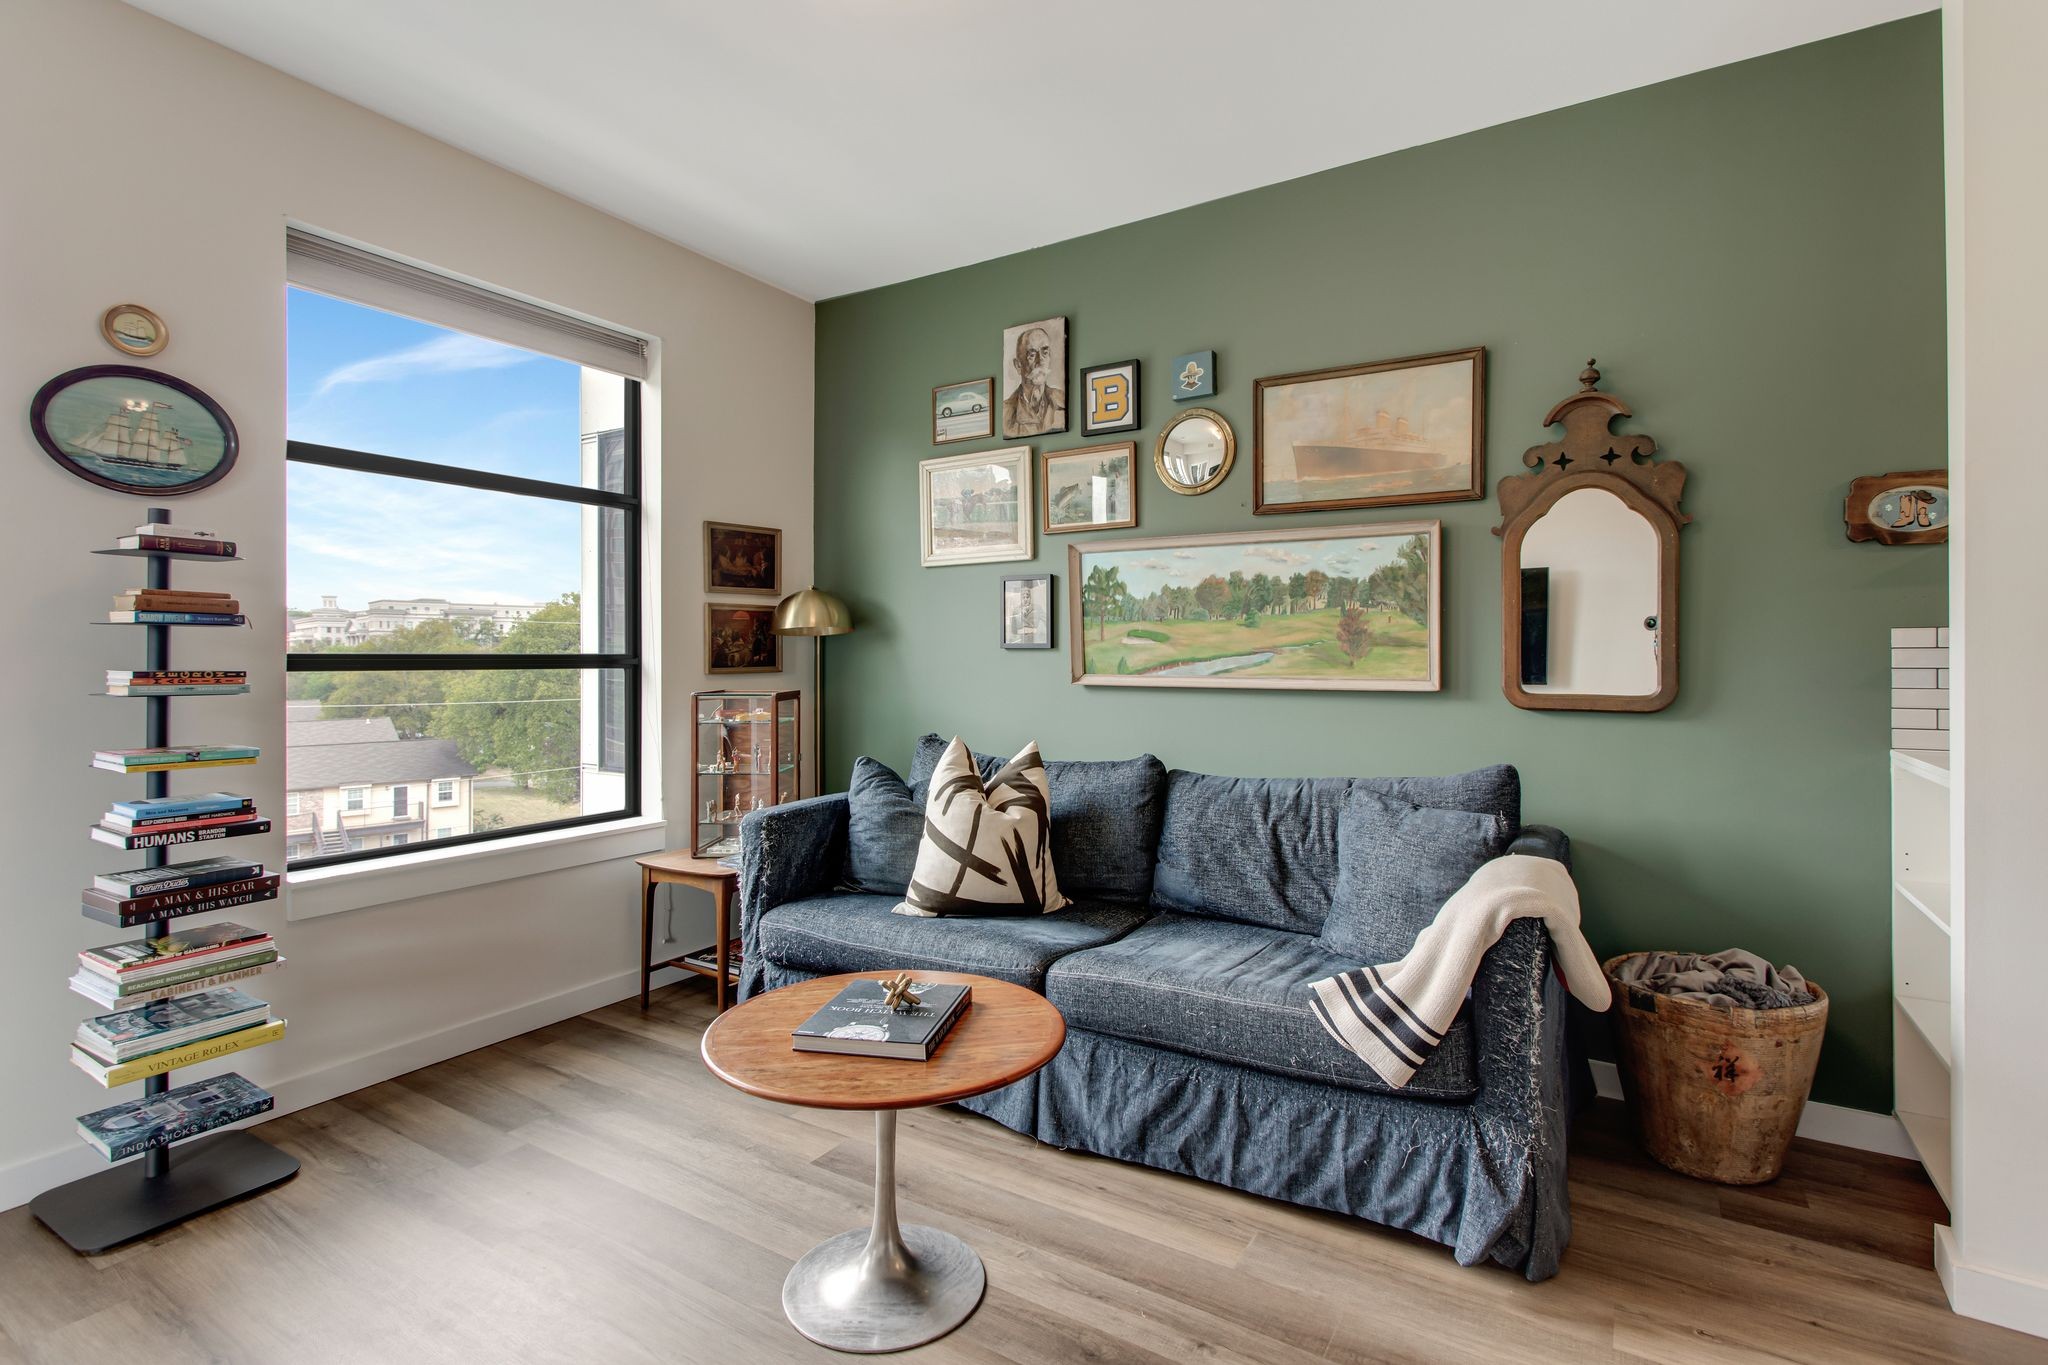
[1068,522,1440,691]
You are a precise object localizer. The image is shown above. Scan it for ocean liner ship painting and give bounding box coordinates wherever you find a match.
[1255,347,1484,513]
[30,367,235,493]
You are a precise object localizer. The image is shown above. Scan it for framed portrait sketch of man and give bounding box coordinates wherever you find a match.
[704,520,781,596]
[1001,316,1067,439]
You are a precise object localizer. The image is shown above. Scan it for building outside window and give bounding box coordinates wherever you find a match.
[284,230,644,869]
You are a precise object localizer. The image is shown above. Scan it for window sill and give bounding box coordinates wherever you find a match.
[285,814,669,921]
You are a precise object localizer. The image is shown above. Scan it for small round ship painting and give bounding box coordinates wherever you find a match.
[31,365,238,495]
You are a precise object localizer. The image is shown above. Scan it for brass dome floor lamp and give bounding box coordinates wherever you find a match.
[772,588,852,794]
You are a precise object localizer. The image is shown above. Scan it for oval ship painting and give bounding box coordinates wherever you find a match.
[30,367,237,495]
[1256,349,1482,513]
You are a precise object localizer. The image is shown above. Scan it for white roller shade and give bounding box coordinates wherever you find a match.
[285,228,648,380]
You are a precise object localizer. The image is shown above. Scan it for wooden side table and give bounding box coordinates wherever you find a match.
[637,851,739,1011]
[701,972,1066,1353]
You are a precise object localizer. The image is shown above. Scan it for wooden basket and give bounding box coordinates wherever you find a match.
[1602,952,1829,1185]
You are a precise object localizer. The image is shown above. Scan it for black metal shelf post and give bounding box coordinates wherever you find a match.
[31,508,298,1253]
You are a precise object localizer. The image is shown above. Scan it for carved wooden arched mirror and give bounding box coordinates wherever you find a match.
[1494,362,1689,713]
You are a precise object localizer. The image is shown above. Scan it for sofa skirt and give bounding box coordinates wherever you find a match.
[755,959,1563,1278]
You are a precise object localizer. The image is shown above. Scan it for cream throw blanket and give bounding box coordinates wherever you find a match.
[1308,854,1611,1088]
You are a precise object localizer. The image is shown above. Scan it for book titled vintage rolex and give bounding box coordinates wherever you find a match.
[75,987,271,1065]
[72,1019,287,1086]
[791,978,971,1060]
[75,1073,273,1161]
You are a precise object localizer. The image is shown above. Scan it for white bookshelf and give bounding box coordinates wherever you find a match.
[1891,747,1953,1205]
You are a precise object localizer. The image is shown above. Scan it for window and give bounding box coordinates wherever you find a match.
[286,792,302,816]
[284,232,643,871]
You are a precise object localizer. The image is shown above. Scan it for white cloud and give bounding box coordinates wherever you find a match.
[1243,546,1311,567]
[1171,550,1197,560]
[314,333,539,396]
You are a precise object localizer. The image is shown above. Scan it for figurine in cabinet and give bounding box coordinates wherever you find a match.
[691,689,801,857]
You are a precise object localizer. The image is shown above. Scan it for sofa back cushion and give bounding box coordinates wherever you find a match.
[909,734,1166,904]
[841,756,924,896]
[1317,791,1514,963]
[1151,765,1520,934]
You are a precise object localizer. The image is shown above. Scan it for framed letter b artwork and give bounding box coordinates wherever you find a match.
[1081,360,1139,435]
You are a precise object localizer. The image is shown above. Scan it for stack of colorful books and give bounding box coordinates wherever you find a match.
[82,855,280,927]
[69,922,281,1010]
[90,792,267,850]
[108,586,245,626]
[105,669,249,696]
[112,521,237,557]
[71,986,284,1087]
[75,1075,274,1160]
[92,744,259,773]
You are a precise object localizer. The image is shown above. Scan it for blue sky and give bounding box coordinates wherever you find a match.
[285,288,593,611]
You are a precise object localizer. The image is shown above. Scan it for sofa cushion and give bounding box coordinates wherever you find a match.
[1044,912,1477,1100]
[1150,766,1521,934]
[1318,792,1515,964]
[840,757,923,895]
[758,892,1150,990]
[900,739,1067,917]
[909,734,1166,904]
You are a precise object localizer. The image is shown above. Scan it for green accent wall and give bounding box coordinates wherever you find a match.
[813,16,1945,1113]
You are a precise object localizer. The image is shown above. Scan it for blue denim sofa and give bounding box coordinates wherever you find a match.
[735,737,1583,1280]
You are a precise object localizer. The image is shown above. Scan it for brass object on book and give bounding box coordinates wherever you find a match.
[879,972,923,1012]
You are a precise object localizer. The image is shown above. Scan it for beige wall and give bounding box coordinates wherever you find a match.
[0,0,813,1204]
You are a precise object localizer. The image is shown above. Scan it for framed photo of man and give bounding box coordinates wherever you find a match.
[1001,316,1067,439]
[704,520,781,596]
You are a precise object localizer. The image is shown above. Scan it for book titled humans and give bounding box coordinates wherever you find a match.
[791,979,970,1060]
[75,1073,274,1161]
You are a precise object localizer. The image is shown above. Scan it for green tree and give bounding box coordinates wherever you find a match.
[429,598,587,803]
[1226,570,1248,619]
[1337,605,1374,667]
[1248,573,1275,619]
[1305,569,1329,610]
[1331,575,1361,609]
[1366,535,1431,626]
[1194,575,1228,620]
[1082,565,1126,641]
[1287,572,1308,614]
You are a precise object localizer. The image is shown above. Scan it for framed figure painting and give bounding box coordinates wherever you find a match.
[1001,575,1054,649]
[920,446,1033,566]
[704,521,781,595]
[706,603,782,673]
[1254,347,1485,514]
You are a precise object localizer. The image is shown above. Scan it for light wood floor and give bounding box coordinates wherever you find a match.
[2,981,2040,1365]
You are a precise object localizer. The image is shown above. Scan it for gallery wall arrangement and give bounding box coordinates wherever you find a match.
[814,14,1947,1113]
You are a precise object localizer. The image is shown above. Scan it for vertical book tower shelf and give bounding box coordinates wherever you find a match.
[30,510,297,1253]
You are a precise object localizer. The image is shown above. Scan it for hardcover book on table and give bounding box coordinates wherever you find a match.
[74,1073,274,1161]
[791,979,971,1060]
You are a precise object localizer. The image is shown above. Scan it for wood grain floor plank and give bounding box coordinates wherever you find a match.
[2,978,2041,1365]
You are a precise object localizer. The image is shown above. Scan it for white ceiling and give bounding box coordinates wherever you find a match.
[127,0,1931,301]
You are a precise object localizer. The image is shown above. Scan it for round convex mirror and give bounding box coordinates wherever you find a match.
[1154,407,1235,495]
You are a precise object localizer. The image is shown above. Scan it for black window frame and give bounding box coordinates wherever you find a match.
[284,379,643,871]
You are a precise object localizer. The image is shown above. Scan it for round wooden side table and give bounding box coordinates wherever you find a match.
[700,971,1065,1354]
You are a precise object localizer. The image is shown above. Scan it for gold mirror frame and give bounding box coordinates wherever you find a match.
[1153,407,1235,495]
[1494,361,1689,714]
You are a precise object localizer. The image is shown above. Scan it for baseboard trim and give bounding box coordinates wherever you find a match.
[1938,1225,2048,1339]
[1588,1059,1915,1159]
[0,963,690,1215]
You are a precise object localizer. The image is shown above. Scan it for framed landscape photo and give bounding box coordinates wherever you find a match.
[704,520,781,595]
[932,377,994,445]
[1001,574,1054,649]
[920,445,1033,566]
[705,603,781,674]
[1081,359,1140,435]
[1041,441,1137,534]
[1000,316,1067,439]
[1253,347,1484,515]
[1068,521,1442,692]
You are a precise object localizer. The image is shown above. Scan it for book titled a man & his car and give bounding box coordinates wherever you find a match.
[791,978,970,1061]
